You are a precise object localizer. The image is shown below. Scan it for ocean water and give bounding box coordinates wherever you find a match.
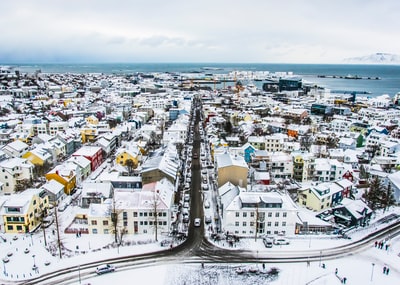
[4,63,400,98]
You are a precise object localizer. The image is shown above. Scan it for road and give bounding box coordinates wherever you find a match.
[14,97,400,284]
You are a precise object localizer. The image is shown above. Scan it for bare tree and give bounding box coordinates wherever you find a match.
[150,190,162,242]
[109,194,124,244]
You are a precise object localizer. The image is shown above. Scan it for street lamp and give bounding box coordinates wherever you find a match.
[319,251,322,267]
[370,263,375,281]
[2,260,6,276]
[32,254,36,270]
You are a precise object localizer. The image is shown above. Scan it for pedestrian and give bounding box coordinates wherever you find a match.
[262,263,265,270]
[375,240,378,247]
[385,244,389,251]
[335,268,338,275]
[383,266,387,274]
[342,277,347,284]
[386,267,390,275]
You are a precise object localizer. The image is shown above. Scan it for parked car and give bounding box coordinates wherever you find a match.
[273,237,290,245]
[263,237,273,248]
[96,264,115,275]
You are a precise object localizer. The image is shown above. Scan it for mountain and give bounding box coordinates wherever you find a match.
[343,53,400,64]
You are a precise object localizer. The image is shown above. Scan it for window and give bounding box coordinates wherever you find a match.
[250,222,254,227]
[140,221,143,225]
[275,212,279,218]
[267,222,271,227]
[243,212,247,218]
[92,229,98,234]
[235,212,239,217]
[133,212,137,217]
[144,212,147,217]
[149,212,153,217]
[235,222,239,227]
[282,222,286,227]
[139,212,143,217]
[104,229,109,234]
[149,221,153,225]
[91,220,97,225]
[283,212,287,218]
[123,212,127,219]
[163,212,167,217]
[163,221,167,225]
[275,222,279,227]
[16,225,22,231]
[144,221,148,225]
[268,212,272,217]
[250,212,255,217]
[123,221,128,227]
[242,231,246,234]
[103,220,108,226]
[243,222,247,227]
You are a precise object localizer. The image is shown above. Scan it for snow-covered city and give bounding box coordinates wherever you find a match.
[0,64,400,285]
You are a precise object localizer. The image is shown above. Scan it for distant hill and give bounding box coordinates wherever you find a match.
[343,53,400,64]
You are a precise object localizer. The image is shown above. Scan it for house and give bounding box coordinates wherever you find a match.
[66,155,92,184]
[72,146,103,171]
[332,198,372,228]
[140,146,179,186]
[97,171,142,191]
[386,171,400,204]
[45,164,77,195]
[241,143,257,163]
[81,182,113,208]
[0,188,49,234]
[87,178,174,235]
[215,152,248,188]
[22,146,53,167]
[292,151,315,183]
[0,158,34,194]
[115,142,141,169]
[222,190,300,237]
[2,140,29,158]
[297,179,353,212]
[40,179,65,204]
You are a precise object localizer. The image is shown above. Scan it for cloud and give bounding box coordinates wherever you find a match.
[0,0,399,63]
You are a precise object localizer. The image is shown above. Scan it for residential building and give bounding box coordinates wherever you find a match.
[0,188,49,234]
[222,190,299,237]
[215,152,248,188]
[0,158,34,194]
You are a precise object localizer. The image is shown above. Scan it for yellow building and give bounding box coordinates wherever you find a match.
[22,147,52,167]
[215,152,248,188]
[80,127,98,143]
[1,189,49,234]
[86,115,99,125]
[115,149,139,169]
[45,166,76,195]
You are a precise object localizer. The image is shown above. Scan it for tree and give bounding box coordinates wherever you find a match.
[362,176,395,211]
[125,159,135,176]
[109,194,125,244]
[382,183,396,212]
[150,190,162,242]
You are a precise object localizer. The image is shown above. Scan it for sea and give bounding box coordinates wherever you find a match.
[4,63,400,98]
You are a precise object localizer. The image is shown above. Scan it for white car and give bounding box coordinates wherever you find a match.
[273,237,290,245]
[194,218,201,227]
[96,264,115,275]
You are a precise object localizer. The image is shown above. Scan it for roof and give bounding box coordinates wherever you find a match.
[216,152,248,169]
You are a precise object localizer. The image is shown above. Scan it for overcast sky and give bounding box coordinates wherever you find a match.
[0,0,399,63]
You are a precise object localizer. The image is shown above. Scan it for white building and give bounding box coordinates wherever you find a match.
[221,189,299,237]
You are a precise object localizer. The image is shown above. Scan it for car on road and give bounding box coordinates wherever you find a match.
[194,218,201,227]
[96,264,115,275]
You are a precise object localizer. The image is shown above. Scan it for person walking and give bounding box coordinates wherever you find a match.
[386,267,390,275]
[383,266,387,274]
[335,268,338,275]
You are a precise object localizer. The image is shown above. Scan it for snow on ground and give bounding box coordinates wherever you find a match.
[1,208,400,284]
